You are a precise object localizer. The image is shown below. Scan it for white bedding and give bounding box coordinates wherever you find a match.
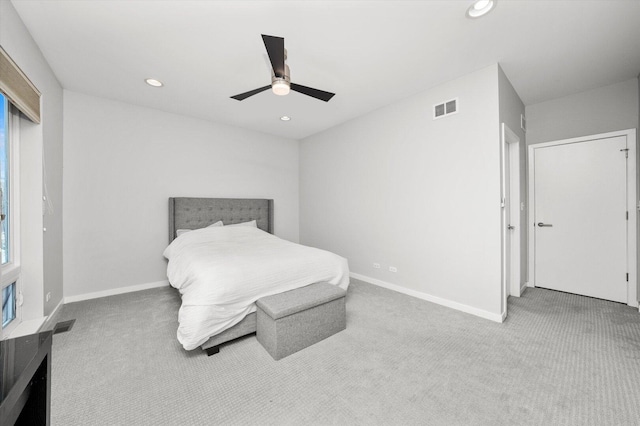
[163,226,350,350]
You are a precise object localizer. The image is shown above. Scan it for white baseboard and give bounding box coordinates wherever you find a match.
[521,281,529,294]
[40,298,64,331]
[350,273,503,323]
[64,280,169,304]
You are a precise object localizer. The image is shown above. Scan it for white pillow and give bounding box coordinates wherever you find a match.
[176,221,223,236]
[226,220,257,228]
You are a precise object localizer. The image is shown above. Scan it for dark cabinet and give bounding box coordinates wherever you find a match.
[0,331,52,425]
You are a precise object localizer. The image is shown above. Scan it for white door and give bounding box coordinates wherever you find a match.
[508,138,520,297]
[533,136,627,303]
[503,142,511,313]
[501,123,521,317]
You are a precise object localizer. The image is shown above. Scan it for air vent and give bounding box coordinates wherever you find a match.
[53,319,76,334]
[433,98,458,120]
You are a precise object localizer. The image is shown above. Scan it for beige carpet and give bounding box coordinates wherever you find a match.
[51,279,640,425]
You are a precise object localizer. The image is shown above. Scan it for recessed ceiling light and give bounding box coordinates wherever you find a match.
[280,116,291,121]
[466,0,495,18]
[145,78,163,87]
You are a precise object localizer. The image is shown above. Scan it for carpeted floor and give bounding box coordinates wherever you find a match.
[51,279,640,425]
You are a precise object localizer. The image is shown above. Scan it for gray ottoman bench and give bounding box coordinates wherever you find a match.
[256,282,347,360]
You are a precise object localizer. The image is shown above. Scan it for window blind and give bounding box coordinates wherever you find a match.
[0,45,41,124]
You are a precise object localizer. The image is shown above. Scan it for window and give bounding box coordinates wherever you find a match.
[1,92,20,338]
[2,282,16,328]
[1,93,9,264]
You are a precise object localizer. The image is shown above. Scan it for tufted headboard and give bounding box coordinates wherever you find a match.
[168,197,274,242]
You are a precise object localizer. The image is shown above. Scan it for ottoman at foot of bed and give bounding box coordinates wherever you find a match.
[256,282,347,360]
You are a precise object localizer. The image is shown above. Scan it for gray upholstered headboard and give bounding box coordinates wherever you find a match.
[169,197,274,242]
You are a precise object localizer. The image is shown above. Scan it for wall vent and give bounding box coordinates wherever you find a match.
[433,98,458,120]
[54,319,76,334]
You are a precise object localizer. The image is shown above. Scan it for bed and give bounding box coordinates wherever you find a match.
[166,197,349,355]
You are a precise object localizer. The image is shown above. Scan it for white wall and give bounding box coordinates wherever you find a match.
[0,0,64,318]
[63,91,299,299]
[300,64,503,319]
[526,78,639,145]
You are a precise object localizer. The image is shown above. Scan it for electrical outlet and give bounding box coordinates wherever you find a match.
[373,263,381,269]
[389,266,398,273]
[46,292,51,302]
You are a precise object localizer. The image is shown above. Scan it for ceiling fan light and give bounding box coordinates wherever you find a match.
[272,79,290,96]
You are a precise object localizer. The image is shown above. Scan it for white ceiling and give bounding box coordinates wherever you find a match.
[10,0,640,140]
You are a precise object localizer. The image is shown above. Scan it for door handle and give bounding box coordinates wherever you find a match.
[507,225,515,230]
[537,222,553,227]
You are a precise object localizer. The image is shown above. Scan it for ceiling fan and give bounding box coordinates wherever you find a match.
[231,34,335,102]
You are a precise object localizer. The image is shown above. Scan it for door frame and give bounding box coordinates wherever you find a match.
[528,128,638,307]
[501,123,521,319]
[506,124,521,297]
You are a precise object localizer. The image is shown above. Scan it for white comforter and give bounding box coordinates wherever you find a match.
[163,226,350,350]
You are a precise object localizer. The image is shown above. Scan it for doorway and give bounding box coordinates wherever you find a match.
[501,123,521,319]
[528,129,637,306]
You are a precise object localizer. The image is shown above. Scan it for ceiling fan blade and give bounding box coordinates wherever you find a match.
[290,83,335,102]
[230,85,271,101]
[261,34,286,77]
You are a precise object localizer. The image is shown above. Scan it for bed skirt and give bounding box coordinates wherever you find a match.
[200,312,257,351]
